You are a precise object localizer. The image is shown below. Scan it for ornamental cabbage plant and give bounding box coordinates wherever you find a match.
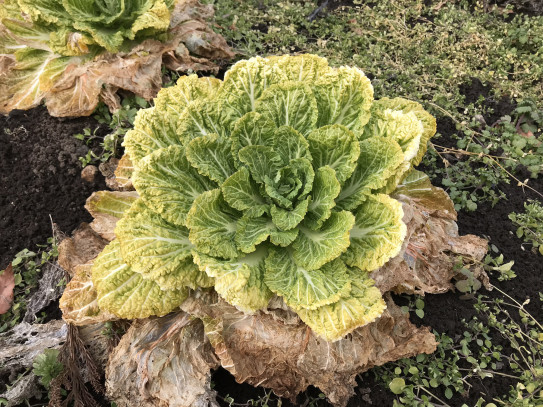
[89,54,436,341]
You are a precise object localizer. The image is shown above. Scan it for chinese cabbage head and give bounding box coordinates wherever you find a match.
[88,54,436,341]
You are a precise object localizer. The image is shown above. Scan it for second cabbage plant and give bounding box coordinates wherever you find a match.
[88,54,436,341]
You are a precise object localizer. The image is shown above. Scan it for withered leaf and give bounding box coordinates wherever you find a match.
[106,313,219,407]
[0,264,15,315]
[181,292,437,407]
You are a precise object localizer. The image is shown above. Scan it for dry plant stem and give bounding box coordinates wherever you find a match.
[48,324,103,407]
[489,284,543,331]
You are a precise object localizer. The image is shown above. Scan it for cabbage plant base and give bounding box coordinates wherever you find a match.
[57,54,490,406]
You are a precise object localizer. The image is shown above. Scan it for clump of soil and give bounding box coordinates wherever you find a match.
[0,107,106,270]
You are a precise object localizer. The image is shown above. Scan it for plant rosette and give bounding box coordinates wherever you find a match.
[60,54,446,342]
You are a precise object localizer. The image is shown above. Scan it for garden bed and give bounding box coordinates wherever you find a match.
[1,0,542,406]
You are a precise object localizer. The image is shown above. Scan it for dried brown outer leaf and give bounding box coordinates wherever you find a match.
[168,0,235,62]
[113,154,135,190]
[0,55,15,73]
[60,263,118,326]
[367,172,488,295]
[85,190,139,241]
[57,223,108,276]
[0,264,15,314]
[99,84,121,112]
[182,293,437,407]
[99,155,135,191]
[371,197,488,295]
[45,40,165,117]
[106,312,220,407]
[393,169,457,219]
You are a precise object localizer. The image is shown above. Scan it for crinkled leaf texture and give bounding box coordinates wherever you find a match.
[58,53,449,342]
[181,291,438,407]
[0,0,234,116]
[106,313,220,407]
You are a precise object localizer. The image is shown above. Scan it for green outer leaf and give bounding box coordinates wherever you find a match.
[230,112,277,163]
[115,199,203,290]
[48,27,95,56]
[236,216,273,253]
[146,256,214,290]
[307,124,360,184]
[177,99,233,140]
[186,189,242,259]
[343,194,407,272]
[377,161,411,195]
[193,247,273,313]
[123,106,183,167]
[63,0,125,25]
[264,249,351,310]
[154,74,221,119]
[0,49,72,114]
[17,0,70,25]
[92,240,188,319]
[270,198,310,231]
[238,145,282,184]
[222,167,269,218]
[186,134,236,184]
[372,97,437,166]
[292,211,355,270]
[392,169,456,214]
[255,81,318,135]
[133,145,217,227]
[314,66,373,133]
[269,227,299,247]
[130,0,171,37]
[336,137,404,210]
[305,166,341,230]
[272,125,311,164]
[362,107,423,162]
[218,56,285,117]
[296,270,386,342]
[265,53,332,83]
[71,20,125,52]
[85,190,138,219]
[0,17,53,53]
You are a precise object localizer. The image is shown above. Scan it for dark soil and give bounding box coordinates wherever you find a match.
[0,107,106,270]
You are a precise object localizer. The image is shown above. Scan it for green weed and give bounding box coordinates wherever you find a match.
[0,238,59,333]
[373,287,543,407]
[509,199,543,255]
[75,95,149,167]
[33,349,64,390]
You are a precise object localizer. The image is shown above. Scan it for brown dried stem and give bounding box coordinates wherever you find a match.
[48,324,103,407]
